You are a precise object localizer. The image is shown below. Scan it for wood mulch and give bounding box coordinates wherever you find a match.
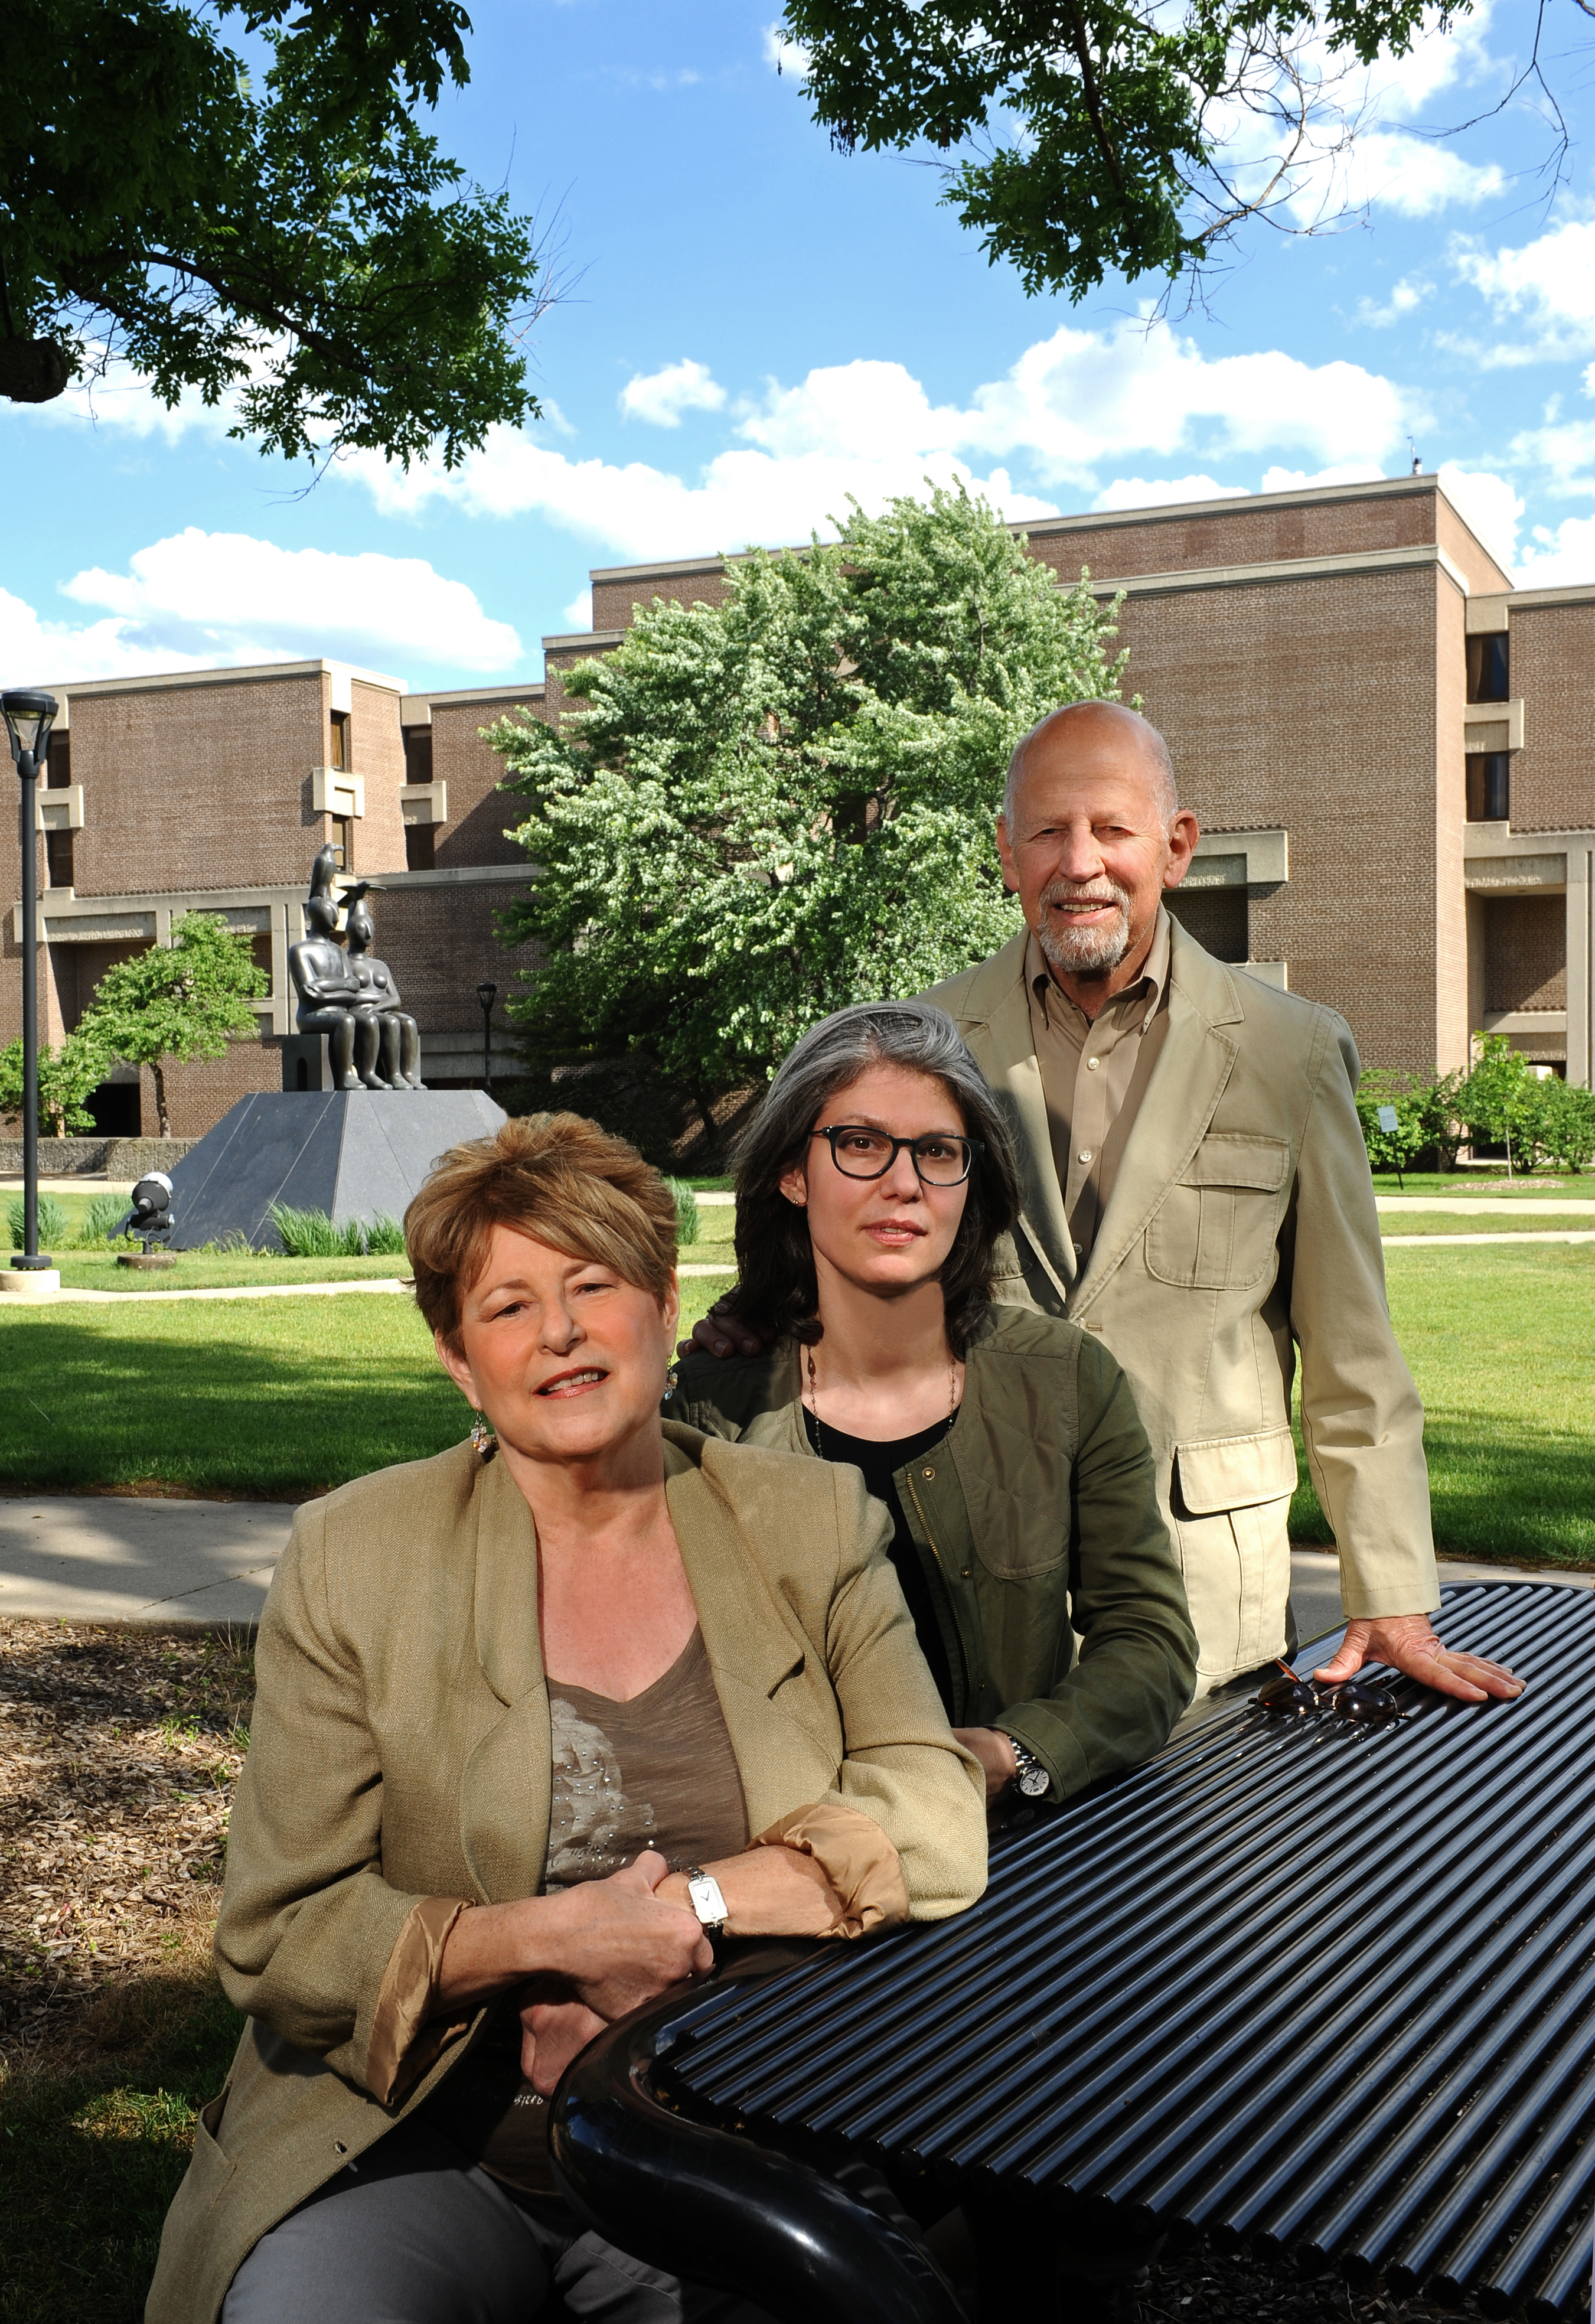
[0,1624,1520,2319]
[0,1620,250,2065]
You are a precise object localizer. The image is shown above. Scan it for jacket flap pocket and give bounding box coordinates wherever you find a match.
[1180,1135,1289,1192]
[1176,1427,1298,1515]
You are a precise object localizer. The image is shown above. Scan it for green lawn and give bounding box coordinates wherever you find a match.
[0,1277,733,1496]
[1376,1216,1595,1237]
[1290,1244,1595,1567]
[1,1233,1588,1560]
[1371,1171,1595,1198]
[39,1251,414,1293]
[2,1976,244,2324]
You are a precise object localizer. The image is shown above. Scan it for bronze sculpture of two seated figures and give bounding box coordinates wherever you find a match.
[287,845,425,1091]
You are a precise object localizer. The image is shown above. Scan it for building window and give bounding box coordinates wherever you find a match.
[404,726,433,783]
[45,828,74,888]
[1466,754,1511,822]
[330,709,351,770]
[1466,633,1509,703]
[405,823,436,871]
[331,814,353,870]
[45,732,71,787]
[1165,886,1248,962]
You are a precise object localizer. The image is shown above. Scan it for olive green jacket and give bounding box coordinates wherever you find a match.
[146,1425,985,2324]
[668,1305,1198,1803]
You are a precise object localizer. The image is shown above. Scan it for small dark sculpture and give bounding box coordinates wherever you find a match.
[125,1173,175,1251]
[286,848,425,1093]
[343,886,423,1091]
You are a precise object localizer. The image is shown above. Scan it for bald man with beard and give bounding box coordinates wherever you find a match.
[924,699,1519,1712]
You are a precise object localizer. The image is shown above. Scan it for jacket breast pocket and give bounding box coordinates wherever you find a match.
[1145,1135,1290,1291]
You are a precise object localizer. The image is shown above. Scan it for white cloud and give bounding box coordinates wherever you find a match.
[51,529,521,677]
[343,323,1415,565]
[348,426,1058,559]
[954,325,1414,475]
[1258,462,1387,492]
[0,589,221,687]
[1515,514,1595,588]
[620,359,728,427]
[1355,278,1433,329]
[1452,219,1595,358]
[762,21,811,76]
[1439,464,1522,573]
[562,590,594,632]
[1295,132,1505,227]
[1092,475,1248,511]
[1507,418,1595,497]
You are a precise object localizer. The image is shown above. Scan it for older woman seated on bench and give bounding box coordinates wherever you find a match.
[148,1113,986,2324]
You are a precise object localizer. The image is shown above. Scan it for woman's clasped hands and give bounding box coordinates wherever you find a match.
[498,1852,711,2093]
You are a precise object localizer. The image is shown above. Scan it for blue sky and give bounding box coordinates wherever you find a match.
[6,0,1595,692]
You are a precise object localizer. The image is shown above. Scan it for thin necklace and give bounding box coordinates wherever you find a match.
[804,1342,960,1458]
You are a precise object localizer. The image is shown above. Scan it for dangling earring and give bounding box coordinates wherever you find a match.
[469,1413,495,1455]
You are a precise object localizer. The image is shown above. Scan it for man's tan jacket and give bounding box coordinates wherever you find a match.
[146,1426,985,2324]
[927,918,1439,1685]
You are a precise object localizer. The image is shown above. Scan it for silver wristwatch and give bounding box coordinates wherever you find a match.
[1005,1735,1050,1799]
[683,1865,728,1936]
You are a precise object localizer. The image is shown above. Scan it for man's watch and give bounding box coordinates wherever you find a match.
[683,1866,728,1936]
[1004,1735,1051,1799]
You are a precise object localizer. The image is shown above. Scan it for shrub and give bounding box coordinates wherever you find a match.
[76,1191,133,1246]
[666,1179,700,1247]
[6,1192,67,1251]
[268,1204,407,1257]
[1523,1077,1595,1174]
[269,1204,344,1257]
[1354,1070,1428,1181]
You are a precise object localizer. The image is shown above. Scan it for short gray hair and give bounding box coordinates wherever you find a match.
[728,1001,1022,1355]
[1003,700,1179,832]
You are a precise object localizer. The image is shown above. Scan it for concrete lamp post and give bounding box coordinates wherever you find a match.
[4,689,60,1296]
[476,981,497,1094]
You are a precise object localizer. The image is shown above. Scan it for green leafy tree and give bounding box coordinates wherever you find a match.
[1455,1033,1539,1177]
[79,912,266,1137]
[0,1026,110,1136]
[0,0,544,465]
[493,482,1131,1125]
[781,0,1471,301]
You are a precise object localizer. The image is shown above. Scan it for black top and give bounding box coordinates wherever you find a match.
[803,1408,957,1717]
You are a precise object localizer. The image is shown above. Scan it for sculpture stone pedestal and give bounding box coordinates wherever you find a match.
[165,1090,507,1251]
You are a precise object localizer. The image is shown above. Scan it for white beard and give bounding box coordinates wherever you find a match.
[1035,877,1135,974]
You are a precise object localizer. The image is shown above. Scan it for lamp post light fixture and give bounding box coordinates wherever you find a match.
[4,689,59,1279]
[475,981,498,1094]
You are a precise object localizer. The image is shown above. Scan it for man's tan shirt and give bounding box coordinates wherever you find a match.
[1025,910,1171,1268]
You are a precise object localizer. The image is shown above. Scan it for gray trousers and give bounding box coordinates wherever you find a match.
[222,2117,778,2324]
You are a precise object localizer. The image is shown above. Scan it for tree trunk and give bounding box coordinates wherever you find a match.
[152,1060,171,1139]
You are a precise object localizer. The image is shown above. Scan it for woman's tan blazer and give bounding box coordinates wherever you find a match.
[146,1422,986,2324]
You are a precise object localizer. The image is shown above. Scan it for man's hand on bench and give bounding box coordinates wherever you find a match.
[1315,1615,1525,1705]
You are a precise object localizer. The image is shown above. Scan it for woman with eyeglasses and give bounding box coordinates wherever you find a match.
[669,1002,1198,1813]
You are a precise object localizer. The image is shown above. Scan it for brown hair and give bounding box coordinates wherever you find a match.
[405,1113,678,1350]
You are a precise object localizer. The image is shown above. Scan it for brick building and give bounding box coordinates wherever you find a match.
[4,471,1591,1139]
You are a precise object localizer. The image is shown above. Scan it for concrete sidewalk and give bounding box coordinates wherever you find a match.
[0,1494,296,1625]
[1,1495,1589,1635]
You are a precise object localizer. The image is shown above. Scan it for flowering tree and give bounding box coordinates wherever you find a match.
[493,483,1131,1122]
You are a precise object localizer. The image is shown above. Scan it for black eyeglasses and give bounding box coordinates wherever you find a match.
[811,1124,984,1188]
